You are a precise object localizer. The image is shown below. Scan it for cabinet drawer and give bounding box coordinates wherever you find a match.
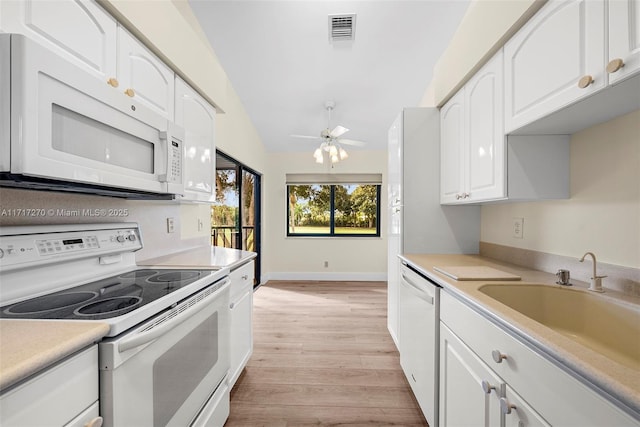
[230,260,254,300]
[440,291,638,426]
[0,346,98,426]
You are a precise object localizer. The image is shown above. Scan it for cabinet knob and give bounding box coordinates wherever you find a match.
[124,88,136,97]
[456,194,462,200]
[106,77,119,88]
[577,75,594,89]
[84,417,104,427]
[463,192,470,199]
[242,274,248,280]
[481,380,496,394]
[394,207,401,213]
[491,349,507,363]
[606,58,625,74]
[500,397,516,415]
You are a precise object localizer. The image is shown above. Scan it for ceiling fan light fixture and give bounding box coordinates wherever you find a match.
[339,146,348,160]
[329,145,338,157]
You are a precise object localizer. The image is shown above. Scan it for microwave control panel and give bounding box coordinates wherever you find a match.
[168,139,182,183]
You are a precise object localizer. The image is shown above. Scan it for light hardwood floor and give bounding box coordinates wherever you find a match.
[225,281,429,427]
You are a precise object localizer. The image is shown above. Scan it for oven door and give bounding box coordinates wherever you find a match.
[99,277,230,427]
[6,34,183,195]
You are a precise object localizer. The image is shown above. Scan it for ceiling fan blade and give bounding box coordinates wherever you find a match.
[330,125,349,138]
[290,134,321,140]
[337,138,366,147]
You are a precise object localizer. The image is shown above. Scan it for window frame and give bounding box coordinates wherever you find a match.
[286,183,381,238]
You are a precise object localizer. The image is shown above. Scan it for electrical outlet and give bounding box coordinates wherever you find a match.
[513,217,524,239]
[166,217,175,233]
[324,261,329,268]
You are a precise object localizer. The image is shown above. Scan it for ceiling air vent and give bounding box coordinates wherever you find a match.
[329,14,356,42]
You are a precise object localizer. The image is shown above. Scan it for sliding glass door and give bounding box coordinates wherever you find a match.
[212,151,261,286]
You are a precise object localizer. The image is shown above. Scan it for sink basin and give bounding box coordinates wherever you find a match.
[478,284,640,370]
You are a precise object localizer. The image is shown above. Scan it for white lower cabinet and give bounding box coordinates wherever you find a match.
[440,323,503,427]
[0,346,101,427]
[440,291,639,427]
[229,260,254,388]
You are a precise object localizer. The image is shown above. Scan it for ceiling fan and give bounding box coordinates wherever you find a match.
[290,101,365,164]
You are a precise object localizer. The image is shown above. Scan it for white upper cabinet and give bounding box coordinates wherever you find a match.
[440,90,465,204]
[608,0,640,84]
[504,0,606,133]
[465,51,504,202]
[0,0,117,82]
[441,52,504,204]
[174,77,215,202]
[117,28,174,120]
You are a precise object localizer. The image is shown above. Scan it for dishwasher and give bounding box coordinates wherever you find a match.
[398,260,440,426]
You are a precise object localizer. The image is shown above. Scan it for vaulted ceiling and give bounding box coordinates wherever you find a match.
[189,0,470,152]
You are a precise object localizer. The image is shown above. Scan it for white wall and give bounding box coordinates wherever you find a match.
[481,110,640,268]
[263,150,388,281]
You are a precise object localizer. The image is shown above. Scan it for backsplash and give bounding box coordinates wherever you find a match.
[480,241,640,297]
[0,188,208,260]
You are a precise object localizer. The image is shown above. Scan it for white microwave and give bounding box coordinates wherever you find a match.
[0,34,184,198]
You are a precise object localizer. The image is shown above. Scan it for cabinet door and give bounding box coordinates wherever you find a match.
[174,77,216,202]
[440,324,502,427]
[0,0,117,82]
[117,27,174,120]
[229,261,254,388]
[440,90,465,204]
[465,51,505,202]
[229,287,253,388]
[504,0,605,132]
[501,385,551,427]
[608,0,640,84]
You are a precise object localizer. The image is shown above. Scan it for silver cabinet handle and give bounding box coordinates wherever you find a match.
[492,349,507,363]
[481,380,496,394]
[84,417,104,427]
[500,397,516,415]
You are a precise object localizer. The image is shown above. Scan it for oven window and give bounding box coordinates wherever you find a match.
[153,313,218,426]
[52,104,154,173]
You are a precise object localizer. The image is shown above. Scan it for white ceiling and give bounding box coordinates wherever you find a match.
[189,0,470,152]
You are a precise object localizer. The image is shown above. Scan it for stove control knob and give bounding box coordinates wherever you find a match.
[127,234,137,242]
[116,235,125,243]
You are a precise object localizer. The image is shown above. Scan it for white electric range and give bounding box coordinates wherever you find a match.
[0,223,231,426]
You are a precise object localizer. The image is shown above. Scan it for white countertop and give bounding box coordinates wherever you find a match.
[0,319,109,391]
[400,253,640,416]
[138,245,256,271]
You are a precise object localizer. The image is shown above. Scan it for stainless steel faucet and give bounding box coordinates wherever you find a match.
[579,252,606,292]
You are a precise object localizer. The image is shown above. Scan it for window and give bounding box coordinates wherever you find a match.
[286,174,381,237]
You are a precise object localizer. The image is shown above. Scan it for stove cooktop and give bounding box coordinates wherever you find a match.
[0,268,214,321]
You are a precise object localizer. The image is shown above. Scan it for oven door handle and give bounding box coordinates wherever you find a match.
[118,277,231,353]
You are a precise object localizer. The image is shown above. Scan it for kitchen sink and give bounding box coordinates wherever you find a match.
[478,284,640,370]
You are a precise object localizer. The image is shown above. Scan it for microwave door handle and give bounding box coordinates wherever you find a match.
[118,277,231,353]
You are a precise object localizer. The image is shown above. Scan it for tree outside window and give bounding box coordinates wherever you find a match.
[287,184,380,236]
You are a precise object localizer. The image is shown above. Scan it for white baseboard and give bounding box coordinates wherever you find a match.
[261,272,387,282]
